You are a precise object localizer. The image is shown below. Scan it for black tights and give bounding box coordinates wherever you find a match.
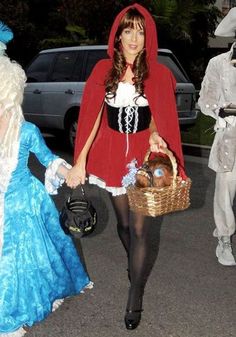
[111,194,160,310]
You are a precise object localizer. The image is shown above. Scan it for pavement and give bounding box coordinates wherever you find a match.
[182,143,211,158]
[24,144,236,337]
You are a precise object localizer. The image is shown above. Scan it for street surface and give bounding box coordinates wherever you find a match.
[25,135,236,337]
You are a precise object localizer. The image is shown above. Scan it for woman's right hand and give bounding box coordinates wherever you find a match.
[66,160,86,188]
[149,131,167,153]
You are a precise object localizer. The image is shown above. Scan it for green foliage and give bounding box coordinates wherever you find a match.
[151,0,217,41]
[66,25,86,36]
[0,0,222,78]
[39,37,76,49]
[181,113,215,146]
[148,0,221,87]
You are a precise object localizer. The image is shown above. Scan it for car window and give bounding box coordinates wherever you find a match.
[72,51,85,81]
[158,54,188,83]
[83,50,108,81]
[50,51,78,82]
[26,53,55,83]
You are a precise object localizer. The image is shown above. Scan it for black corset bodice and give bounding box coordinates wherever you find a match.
[106,103,151,134]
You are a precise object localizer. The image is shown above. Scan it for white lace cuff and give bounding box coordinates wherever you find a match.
[45,158,71,195]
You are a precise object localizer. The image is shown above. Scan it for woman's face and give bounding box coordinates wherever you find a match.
[120,23,145,63]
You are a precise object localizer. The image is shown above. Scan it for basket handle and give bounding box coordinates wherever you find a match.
[143,148,178,184]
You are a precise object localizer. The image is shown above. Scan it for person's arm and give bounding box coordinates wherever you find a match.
[198,57,221,120]
[149,116,167,152]
[198,56,236,129]
[27,123,71,194]
[66,103,103,188]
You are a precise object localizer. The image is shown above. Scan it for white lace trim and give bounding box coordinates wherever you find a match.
[45,158,71,195]
[118,106,139,134]
[118,106,139,156]
[80,281,94,293]
[52,282,93,311]
[0,140,20,258]
[0,327,26,337]
[89,175,126,196]
[52,298,64,312]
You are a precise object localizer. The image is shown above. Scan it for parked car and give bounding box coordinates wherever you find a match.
[22,45,199,148]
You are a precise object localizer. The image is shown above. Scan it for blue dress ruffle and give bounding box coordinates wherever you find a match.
[0,122,91,334]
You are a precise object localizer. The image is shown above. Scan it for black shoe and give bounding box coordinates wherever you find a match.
[124,309,143,330]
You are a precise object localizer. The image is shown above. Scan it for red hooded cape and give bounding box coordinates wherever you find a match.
[74,3,186,185]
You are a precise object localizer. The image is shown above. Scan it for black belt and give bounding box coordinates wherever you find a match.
[219,107,236,118]
[106,103,151,133]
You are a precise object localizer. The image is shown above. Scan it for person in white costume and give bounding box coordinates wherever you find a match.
[198,7,236,266]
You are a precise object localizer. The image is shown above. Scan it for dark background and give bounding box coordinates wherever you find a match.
[0,0,222,88]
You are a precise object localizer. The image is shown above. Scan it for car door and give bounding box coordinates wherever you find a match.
[82,48,108,81]
[158,51,197,126]
[40,50,85,130]
[67,46,108,148]
[23,53,55,126]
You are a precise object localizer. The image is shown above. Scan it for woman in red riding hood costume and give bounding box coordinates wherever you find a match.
[67,3,187,330]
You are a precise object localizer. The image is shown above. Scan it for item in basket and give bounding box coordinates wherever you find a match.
[127,148,191,217]
[135,155,173,188]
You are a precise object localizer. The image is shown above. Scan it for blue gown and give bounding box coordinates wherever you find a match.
[0,122,91,334]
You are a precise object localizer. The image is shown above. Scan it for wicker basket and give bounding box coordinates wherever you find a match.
[127,148,191,217]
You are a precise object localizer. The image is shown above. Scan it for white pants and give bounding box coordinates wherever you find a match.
[213,163,236,237]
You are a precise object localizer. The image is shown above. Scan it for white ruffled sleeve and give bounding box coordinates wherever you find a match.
[45,158,71,195]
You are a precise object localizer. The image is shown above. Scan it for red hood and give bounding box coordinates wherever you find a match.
[107,3,158,63]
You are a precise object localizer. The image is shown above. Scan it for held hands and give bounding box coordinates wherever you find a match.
[66,160,86,188]
[57,164,70,180]
[149,131,167,153]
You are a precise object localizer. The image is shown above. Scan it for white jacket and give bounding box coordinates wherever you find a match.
[198,43,236,172]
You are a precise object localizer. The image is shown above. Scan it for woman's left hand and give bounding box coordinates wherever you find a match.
[149,131,167,152]
[66,160,86,188]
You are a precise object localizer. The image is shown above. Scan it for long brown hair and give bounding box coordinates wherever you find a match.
[105,7,149,99]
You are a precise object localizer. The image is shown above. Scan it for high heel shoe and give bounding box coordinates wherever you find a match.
[125,285,144,329]
[124,309,143,330]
